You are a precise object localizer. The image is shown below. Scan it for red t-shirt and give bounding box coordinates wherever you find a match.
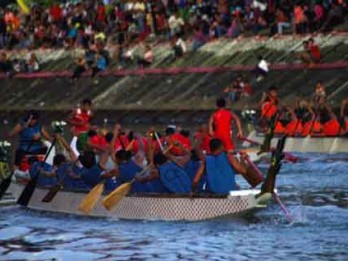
[194,131,212,153]
[97,5,106,22]
[213,109,233,136]
[72,109,92,134]
[50,5,62,21]
[132,137,149,154]
[168,133,192,156]
[310,44,321,61]
[114,134,130,152]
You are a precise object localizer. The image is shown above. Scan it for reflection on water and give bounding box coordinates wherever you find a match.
[1,154,348,261]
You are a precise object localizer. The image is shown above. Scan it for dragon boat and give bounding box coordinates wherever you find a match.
[8,182,269,221]
[243,131,348,154]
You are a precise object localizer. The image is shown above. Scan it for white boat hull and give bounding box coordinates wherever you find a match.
[8,183,263,221]
[243,131,348,153]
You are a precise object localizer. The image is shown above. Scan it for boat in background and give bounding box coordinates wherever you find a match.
[243,131,348,154]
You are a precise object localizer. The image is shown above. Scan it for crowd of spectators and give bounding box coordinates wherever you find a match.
[0,0,347,52]
[0,0,346,79]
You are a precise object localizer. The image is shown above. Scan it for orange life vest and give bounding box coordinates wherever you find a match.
[323,119,340,136]
[274,121,285,134]
[285,120,302,136]
[302,121,322,136]
[261,101,277,120]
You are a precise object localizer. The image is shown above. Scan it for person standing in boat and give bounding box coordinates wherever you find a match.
[209,98,243,153]
[9,111,52,173]
[68,99,93,136]
[258,86,280,131]
[67,99,93,153]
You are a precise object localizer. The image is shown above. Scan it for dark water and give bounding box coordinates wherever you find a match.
[1,153,348,261]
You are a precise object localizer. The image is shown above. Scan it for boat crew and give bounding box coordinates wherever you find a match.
[9,111,52,172]
[209,98,243,153]
[192,138,248,194]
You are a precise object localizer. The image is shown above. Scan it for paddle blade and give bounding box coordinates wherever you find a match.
[78,183,104,215]
[17,178,38,206]
[41,184,63,203]
[102,182,132,211]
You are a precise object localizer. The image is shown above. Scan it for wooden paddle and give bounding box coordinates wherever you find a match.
[102,135,170,211]
[78,182,105,214]
[17,139,56,206]
[78,136,135,214]
[102,165,151,211]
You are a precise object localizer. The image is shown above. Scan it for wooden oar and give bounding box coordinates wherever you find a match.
[78,138,135,214]
[17,139,56,206]
[102,140,170,211]
[239,136,298,163]
[102,165,151,211]
[78,182,105,214]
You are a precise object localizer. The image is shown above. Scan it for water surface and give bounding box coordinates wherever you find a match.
[1,153,348,261]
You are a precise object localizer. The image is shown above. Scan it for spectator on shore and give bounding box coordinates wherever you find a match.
[168,13,184,37]
[254,55,269,82]
[171,33,186,60]
[192,26,207,51]
[27,53,39,73]
[276,8,291,35]
[0,52,12,76]
[71,56,87,82]
[91,52,107,85]
[298,39,321,66]
[137,44,153,68]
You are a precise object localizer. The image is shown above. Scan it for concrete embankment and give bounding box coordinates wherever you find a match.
[1,34,347,126]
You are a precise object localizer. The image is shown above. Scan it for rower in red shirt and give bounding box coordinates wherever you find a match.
[67,99,93,136]
[194,124,212,154]
[165,126,192,156]
[209,98,243,152]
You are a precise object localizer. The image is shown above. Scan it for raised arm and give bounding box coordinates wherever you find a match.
[41,126,53,142]
[109,124,121,163]
[8,123,23,138]
[208,115,214,136]
[56,134,78,162]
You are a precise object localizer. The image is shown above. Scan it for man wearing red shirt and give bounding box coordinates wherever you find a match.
[209,98,243,152]
[68,99,93,136]
[308,38,321,64]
